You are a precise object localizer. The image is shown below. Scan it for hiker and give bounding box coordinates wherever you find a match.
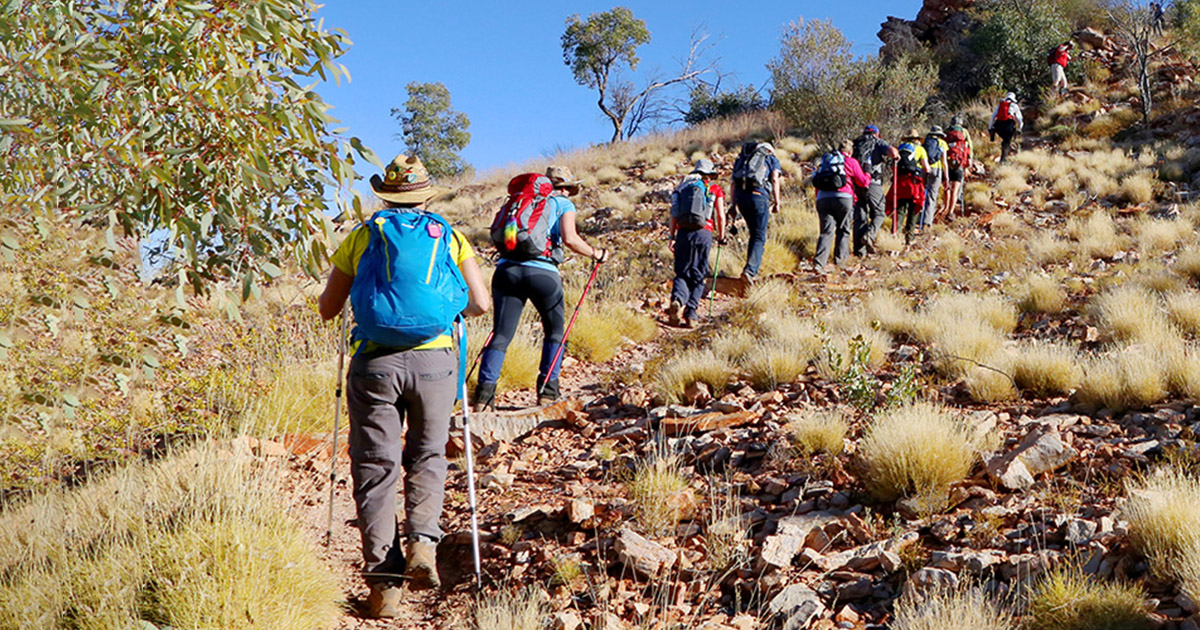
[988,93,1023,163]
[812,140,871,272]
[668,159,725,328]
[851,125,900,256]
[920,125,949,232]
[1049,41,1073,94]
[472,166,610,411]
[317,154,491,615]
[943,117,973,220]
[730,140,783,283]
[1151,2,1165,35]
[890,129,931,245]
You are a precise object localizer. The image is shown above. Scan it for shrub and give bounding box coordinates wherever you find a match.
[1012,342,1083,397]
[858,402,981,501]
[1124,470,1200,602]
[1026,569,1152,630]
[787,411,848,456]
[628,450,695,537]
[892,583,1012,630]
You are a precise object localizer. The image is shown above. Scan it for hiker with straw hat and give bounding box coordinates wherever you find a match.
[890,129,931,245]
[318,153,491,616]
[667,158,726,328]
[472,165,610,411]
[920,125,949,232]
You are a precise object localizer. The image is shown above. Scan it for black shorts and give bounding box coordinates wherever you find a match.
[948,167,964,182]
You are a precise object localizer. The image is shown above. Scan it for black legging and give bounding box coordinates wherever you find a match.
[477,263,565,385]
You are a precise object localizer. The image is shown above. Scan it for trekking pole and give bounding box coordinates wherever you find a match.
[708,240,721,318]
[464,331,493,385]
[324,311,349,548]
[890,163,898,236]
[456,319,484,589]
[539,256,603,398]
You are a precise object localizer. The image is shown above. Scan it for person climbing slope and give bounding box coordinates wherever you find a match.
[317,154,491,615]
[920,125,949,231]
[988,92,1024,163]
[943,116,973,221]
[667,159,725,328]
[891,129,931,245]
[730,140,783,283]
[812,140,871,272]
[473,166,610,411]
[1049,40,1073,94]
[851,124,899,256]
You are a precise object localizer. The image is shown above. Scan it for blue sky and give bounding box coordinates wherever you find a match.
[314,1,923,177]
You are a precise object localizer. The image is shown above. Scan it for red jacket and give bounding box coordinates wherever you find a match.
[1051,44,1070,67]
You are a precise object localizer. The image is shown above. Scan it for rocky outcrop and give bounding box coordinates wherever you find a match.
[879,0,976,61]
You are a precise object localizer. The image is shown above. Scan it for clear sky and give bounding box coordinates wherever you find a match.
[313,1,923,177]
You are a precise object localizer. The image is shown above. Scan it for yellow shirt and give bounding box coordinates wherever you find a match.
[331,222,475,353]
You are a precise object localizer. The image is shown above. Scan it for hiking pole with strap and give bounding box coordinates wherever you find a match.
[455,319,483,589]
[324,311,349,548]
[539,255,603,399]
[708,240,721,318]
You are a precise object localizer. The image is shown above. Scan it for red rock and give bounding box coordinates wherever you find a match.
[659,411,759,436]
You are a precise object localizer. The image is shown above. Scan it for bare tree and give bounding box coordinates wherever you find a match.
[1108,0,1178,123]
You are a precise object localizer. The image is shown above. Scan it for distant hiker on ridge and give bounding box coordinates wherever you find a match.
[989,93,1024,163]
[851,125,899,256]
[317,154,491,616]
[667,159,725,328]
[473,166,610,411]
[1049,40,1073,95]
[730,140,783,284]
[812,139,870,272]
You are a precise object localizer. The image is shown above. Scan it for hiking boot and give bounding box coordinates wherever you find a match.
[667,301,684,327]
[682,309,699,329]
[537,377,560,406]
[471,381,496,413]
[366,582,402,618]
[404,539,440,591]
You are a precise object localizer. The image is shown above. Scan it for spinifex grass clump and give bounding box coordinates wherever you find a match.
[891,582,1012,630]
[858,402,981,502]
[473,586,546,630]
[628,449,695,537]
[787,411,848,456]
[1026,568,1151,630]
[1124,469,1200,601]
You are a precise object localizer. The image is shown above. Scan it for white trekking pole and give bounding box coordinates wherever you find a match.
[325,312,349,547]
[457,319,483,588]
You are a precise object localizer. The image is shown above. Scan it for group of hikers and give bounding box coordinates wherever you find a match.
[313,87,1031,612]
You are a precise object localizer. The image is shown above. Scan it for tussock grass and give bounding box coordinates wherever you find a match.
[571,303,656,363]
[1136,217,1190,254]
[1164,346,1200,400]
[787,411,847,455]
[0,445,339,630]
[1077,350,1168,411]
[592,164,626,184]
[1166,291,1200,337]
[244,360,337,436]
[1068,211,1121,260]
[710,329,757,364]
[1176,250,1200,282]
[704,478,747,572]
[758,239,801,275]
[816,328,891,379]
[1016,273,1065,313]
[1124,470,1200,601]
[892,583,1013,630]
[989,213,1026,238]
[927,293,1017,335]
[994,164,1031,202]
[474,586,546,630]
[875,228,905,253]
[628,449,694,537]
[745,346,808,390]
[500,329,541,392]
[1091,285,1169,343]
[1012,342,1083,397]
[727,278,797,326]
[1026,569,1151,630]
[918,294,1013,378]
[653,348,733,403]
[863,290,914,337]
[858,402,981,501]
[933,231,965,265]
[966,361,1019,403]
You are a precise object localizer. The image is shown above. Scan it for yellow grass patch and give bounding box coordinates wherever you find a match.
[858,402,982,501]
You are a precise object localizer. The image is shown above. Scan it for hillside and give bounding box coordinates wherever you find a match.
[6,7,1200,630]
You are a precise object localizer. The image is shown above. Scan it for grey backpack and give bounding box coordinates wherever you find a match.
[670,175,713,229]
[732,143,772,190]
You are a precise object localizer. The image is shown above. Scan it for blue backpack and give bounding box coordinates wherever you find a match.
[349,209,469,350]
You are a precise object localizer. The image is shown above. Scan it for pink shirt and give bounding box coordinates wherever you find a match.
[816,152,872,201]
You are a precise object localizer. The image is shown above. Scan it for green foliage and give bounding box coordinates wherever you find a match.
[0,0,373,293]
[392,82,472,178]
[683,83,765,125]
[824,334,882,412]
[969,0,1070,97]
[1177,0,1200,62]
[561,7,650,90]
[769,18,937,149]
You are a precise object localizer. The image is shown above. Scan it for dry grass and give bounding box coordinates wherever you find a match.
[863,290,914,337]
[244,360,337,436]
[710,329,757,364]
[787,411,848,456]
[473,586,546,630]
[994,164,1031,202]
[1068,211,1121,260]
[965,362,1019,403]
[0,445,339,630]
[500,329,541,392]
[1026,568,1151,630]
[1091,285,1169,343]
[858,402,982,501]
[1176,250,1200,282]
[1166,291,1200,337]
[1015,273,1065,314]
[1164,346,1200,400]
[1012,341,1083,397]
[1135,217,1190,254]
[571,303,656,364]
[703,477,748,572]
[892,583,1013,630]
[653,348,733,403]
[933,231,965,265]
[926,293,1017,335]
[1123,470,1200,600]
[1076,350,1168,411]
[744,345,808,390]
[628,449,694,537]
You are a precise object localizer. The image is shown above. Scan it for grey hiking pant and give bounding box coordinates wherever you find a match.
[853,181,885,256]
[922,169,943,227]
[815,195,853,269]
[347,347,457,583]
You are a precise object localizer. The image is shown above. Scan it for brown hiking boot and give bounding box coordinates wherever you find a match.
[404,539,440,591]
[366,582,402,618]
[667,301,684,327]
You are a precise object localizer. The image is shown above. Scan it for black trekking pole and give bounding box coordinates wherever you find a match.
[324,311,349,548]
[456,319,483,589]
[539,255,603,399]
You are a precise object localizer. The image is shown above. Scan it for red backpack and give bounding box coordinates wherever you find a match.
[946,128,970,169]
[996,101,1013,122]
[490,173,560,262]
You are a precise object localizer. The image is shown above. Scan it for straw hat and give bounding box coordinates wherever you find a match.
[369,154,448,205]
[545,165,583,196]
[691,158,718,176]
[902,127,922,141]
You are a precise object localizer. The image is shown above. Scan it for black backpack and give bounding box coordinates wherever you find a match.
[852,134,881,177]
[812,152,847,192]
[923,136,944,164]
[897,143,922,175]
[732,143,772,190]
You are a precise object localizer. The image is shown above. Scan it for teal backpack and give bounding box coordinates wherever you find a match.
[350,209,469,350]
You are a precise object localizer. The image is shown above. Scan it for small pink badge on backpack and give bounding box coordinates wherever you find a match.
[426,222,443,238]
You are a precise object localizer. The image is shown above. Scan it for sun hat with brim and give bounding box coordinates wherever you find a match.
[902,128,922,141]
[369,154,448,205]
[691,158,718,176]
[545,165,583,196]
[928,125,945,137]
[1005,92,1017,102]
